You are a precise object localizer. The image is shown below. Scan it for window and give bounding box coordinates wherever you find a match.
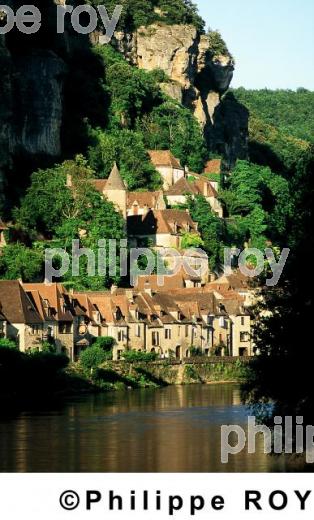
[31,324,41,335]
[240,332,250,342]
[118,330,124,342]
[165,329,171,340]
[219,317,225,327]
[59,322,72,334]
[152,332,160,346]
[136,325,141,338]
[241,317,245,326]
[185,325,189,337]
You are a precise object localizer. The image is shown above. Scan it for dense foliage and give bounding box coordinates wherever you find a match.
[88,45,208,177]
[0,343,69,403]
[11,156,126,289]
[234,91,314,445]
[88,0,205,32]
[233,88,314,143]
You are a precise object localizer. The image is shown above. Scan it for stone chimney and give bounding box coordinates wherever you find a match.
[111,284,118,295]
[144,281,152,297]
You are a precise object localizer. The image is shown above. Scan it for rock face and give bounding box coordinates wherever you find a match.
[113,24,248,168]
[8,51,66,157]
[0,0,68,211]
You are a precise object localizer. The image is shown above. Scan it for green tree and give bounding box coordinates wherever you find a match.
[0,243,43,282]
[242,149,314,444]
[187,195,226,269]
[15,156,94,237]
[80,346,108,370]
[88,128,161,190]
[0,339,17,349]
[140,101,208,172]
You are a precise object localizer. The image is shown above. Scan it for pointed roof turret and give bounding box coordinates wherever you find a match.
[106,162,126,191]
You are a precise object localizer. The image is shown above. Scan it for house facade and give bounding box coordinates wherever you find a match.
[148,150,185,189]
[0,281,44,351]
[128,209,200,249]
[127,191,166,216]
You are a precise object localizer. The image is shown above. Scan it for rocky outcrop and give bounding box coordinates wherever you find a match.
[9,51,66,157]
[112,24,248,168]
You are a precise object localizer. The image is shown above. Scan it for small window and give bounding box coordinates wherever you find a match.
[118,330,124,342]
[136,325,141,338]
[165,329,171,340]
[241,317,245,326]
[240,332,250,342]
[31,324,41,335]
[152,332,160,346]
[185,325,189,337]
[58,322,72,334]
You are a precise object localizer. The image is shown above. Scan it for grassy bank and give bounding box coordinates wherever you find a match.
[68,359,251,393]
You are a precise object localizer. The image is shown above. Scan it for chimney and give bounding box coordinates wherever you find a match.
[209,273,217,282]
[125,289,134,303]
[144,281,152,297]
[111,284,118,295]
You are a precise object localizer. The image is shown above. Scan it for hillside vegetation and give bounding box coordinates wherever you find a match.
[88,0,205,32]
[233,88,314,142]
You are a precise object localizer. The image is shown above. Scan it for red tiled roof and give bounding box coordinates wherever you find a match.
[127,191,163,209]
[128,209,198,236]
[204,159,222,174]
[148,150,182,169]
[0,281,43,324]
[90,179,107,194]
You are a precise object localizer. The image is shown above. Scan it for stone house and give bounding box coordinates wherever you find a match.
[90,162,127,219]
[82,285,249,361]
[166,175,223,218]
[127,191,166,216]
[23,283,82,360]
[148,150,185,189]
[203,159,222,192]
[127,209,199,249]
[0,281,44,351]
[222,299,252,357]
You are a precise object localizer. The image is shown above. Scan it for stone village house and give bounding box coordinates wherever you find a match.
[0,274,253,361]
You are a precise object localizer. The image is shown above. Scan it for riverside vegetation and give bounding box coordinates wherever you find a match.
[0,338,250,405]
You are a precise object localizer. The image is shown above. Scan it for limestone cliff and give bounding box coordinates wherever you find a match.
[0,5,248,213]
[112,24,248,168]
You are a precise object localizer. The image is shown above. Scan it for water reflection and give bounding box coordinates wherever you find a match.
[0,384,288,472]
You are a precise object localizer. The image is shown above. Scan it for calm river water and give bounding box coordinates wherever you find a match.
[0,384,290,472]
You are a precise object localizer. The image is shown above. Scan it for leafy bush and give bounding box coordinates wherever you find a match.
[188,347,204,357]
[0,339,17,349]
[122,350,158,362]
[93,337,115,351]
[91,0,205,32]
[207,30,231,58]
[80,346,108,370]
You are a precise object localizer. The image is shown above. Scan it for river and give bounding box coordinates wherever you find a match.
[0,384,289,472]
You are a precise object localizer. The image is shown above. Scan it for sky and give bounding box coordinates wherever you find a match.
[196,0,314,90]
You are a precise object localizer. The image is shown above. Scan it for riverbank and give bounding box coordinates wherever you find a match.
[65,358,251,394]
[0,346,252,408]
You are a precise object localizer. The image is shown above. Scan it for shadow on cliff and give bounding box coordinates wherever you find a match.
[2,0,110,214]
[209,92,250,170]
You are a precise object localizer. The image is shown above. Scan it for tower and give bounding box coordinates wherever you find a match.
[104,162,127,219]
